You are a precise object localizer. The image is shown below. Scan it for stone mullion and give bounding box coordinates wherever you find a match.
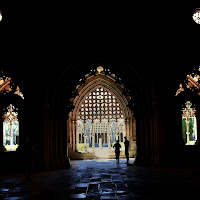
[103,92,105,120]
[92,123,94,148]
[84,122,87,151]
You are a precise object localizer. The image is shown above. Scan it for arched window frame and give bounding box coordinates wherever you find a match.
[2,104,19,151]
[0,71,24,152]
[182,101,197,145]
[67,66,135,155]
[176,67,200,146]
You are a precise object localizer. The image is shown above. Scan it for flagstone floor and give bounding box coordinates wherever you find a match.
[1,158,200,200]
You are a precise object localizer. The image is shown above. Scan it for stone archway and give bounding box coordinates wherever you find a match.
[67,66,136,159]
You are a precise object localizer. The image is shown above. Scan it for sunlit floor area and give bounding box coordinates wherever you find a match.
[86,147,115,158]
[1,158,200,199]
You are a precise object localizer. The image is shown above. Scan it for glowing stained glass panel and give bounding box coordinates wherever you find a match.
[3,104,19,151]
[182,101,197,145]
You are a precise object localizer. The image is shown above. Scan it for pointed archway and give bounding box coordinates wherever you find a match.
[67,66,136,159]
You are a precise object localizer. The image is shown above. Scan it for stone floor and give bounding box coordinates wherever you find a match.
[1,158,200,199]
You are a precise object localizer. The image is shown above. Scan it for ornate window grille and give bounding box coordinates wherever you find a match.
[77,86,124,151]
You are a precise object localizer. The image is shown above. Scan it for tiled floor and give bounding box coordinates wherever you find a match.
[1,158,200,199]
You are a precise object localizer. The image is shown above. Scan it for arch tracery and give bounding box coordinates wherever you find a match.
[67,66,136,158]
[0,71,24,152]
[77,86,124,150]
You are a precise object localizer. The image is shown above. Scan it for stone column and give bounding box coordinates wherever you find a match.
[133,118,136,141]
[129,118,133,141]
[76,122,79,152]
[70,120,73,151]
[71,120,76,151]
[126,119,130,140]
[92,123,95,149]
[116,120,118,141]
[84,122,87,152]
[99,138,102,148]
[74,120,77,151]
[108,120,111,148]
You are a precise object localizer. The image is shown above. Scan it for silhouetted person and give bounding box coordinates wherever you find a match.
[113,140,121,163]
[124,137,130,164]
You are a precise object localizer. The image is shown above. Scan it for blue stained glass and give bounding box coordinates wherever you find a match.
[3,121,19,150]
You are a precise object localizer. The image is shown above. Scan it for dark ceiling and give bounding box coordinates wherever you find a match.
[0,3,199,83]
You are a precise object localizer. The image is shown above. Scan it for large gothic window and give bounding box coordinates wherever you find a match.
[3,104,19,151]
[67,66,136,159]
[176,68,199,146]
[77,86,124,152]
[182,101,197,145]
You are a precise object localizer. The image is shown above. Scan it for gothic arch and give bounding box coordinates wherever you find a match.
[72,76,131,121]
[67,67,136,158]
[0,71,25,152]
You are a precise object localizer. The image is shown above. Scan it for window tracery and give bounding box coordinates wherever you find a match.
[3,104,19,151]
[175,68,199,146]
[78,87,123,122]
[182,101,197,145]
[77,86,124,150]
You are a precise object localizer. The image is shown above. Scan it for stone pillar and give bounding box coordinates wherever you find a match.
[125,119,130,139]
[108,120,111,148]
[84,122,87,152]
[72,120,76,151]
[92,123,95,148]
[74,120,77,151]
[76,122,79,151]
[99,138,102,148]
[133,118,136,141]
[116,120,118,141]
[69,120,73,151]
[129,118,133,141]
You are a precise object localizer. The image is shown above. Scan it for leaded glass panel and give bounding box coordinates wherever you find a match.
[3,104,19,151]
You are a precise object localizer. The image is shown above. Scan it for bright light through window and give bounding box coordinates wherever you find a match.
[77,86,125,155]
[3,104,19,151]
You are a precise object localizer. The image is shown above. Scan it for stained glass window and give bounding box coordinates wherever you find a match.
[3,104,19,151]
[182,101,197,145]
